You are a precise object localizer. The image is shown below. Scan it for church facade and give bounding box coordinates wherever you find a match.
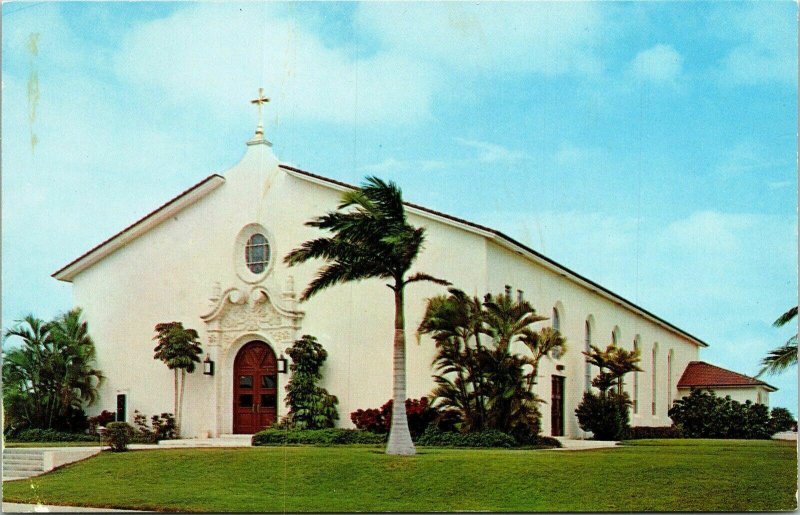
[53,114,770,439]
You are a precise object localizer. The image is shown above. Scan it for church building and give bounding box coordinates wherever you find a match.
[52,95,773,439]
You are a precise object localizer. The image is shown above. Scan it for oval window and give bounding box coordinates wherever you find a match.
[245,233,270,274]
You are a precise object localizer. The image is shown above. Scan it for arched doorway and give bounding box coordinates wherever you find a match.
[233,341,278,434]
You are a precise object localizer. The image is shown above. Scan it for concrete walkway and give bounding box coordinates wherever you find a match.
[553,437,619,450]
[2,502,145,512]
[772,431,798,441]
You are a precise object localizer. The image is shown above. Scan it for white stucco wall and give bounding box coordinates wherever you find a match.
[66,140,703,438]
[484,244,701,436]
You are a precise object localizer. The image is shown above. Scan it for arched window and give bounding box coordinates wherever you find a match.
[651,343,658,416]
[245,233,270,273]
[584,319,592,392]
[633,336,640,414]
[667,349,674,408]
[552,307,561,332]
[611,326,620,347]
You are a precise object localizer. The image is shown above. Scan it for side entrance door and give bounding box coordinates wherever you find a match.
[233,341,278,434]
[551,375,565,437]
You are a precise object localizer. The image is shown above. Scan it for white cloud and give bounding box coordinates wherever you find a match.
[629,44,683,85]
[358,158,407,174]
[358,138,528,174]
[554,142,607,168]
[717,4,797,85]
[454,138,528,164]
[354,2,605,76]
[714,142,792,180]
[114,4,435,125]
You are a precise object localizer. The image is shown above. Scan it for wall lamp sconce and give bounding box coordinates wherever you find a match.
[277,354,288,374]
[203,354,215,376]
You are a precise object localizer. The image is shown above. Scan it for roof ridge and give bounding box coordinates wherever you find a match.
[279,163,709,348]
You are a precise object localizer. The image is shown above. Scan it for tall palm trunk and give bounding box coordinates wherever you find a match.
[386,285,415,455]
[179,369,187,436]
[173,369,180,436]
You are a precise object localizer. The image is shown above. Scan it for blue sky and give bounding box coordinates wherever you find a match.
[3,2,797,412]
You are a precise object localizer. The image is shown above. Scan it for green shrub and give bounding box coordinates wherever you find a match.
[416,427,517,448]
[768,407,797,434]
[132,411,177,443]
[668,389,773,439]
[511,431,563,448]
[252,428,386,446]
[575,391,630,440]
[104,422,134,452]
[284,335,339,430]
[10,428,100,443]
[625,426,683,439]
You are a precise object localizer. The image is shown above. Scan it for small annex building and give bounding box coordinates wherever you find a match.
[677,361,777,406]
[52,97,776,439]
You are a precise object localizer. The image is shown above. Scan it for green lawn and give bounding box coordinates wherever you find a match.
[3,439,795,512]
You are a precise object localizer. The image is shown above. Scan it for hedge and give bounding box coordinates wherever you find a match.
[416,427,517,448]
[9,428,101,443]
[624,426,683,440]
[252,428,387,446]
[252,427,562,449]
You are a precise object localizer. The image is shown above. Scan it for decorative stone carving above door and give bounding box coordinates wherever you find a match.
[201,285,303,351]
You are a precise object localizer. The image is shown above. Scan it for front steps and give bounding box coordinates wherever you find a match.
[3,447,101,482]
[2,449,44,481]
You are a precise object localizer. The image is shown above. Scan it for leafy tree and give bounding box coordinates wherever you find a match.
[575,344,641,440]
[768,407,796,434]
[575,392,630,440]
[418,289,565,442]
[3,310,103,433]
[759,306,797,376]
[284,335,339,429]
[152,322,202,435]
[668,388,775,439]
[285,176,449,455]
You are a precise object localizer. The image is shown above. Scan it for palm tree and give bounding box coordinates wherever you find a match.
[3,315,51,427]
[582,344,641,396]
[152,322,203,435]
[419,289,566,439]
[482,293,547,354]
[3,310,104,432]
[285,176,449,455]
[418,289,487,430]
[48,309,105,425]
[759,306,798,376]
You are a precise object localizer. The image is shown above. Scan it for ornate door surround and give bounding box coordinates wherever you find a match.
[201,284,303,435]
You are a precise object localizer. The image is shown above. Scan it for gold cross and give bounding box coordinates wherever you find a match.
[250,88,270,137]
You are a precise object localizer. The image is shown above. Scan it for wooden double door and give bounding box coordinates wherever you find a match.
[233,341,278,434]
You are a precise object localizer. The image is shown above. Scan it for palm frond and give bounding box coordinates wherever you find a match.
[774,306,798,328]
[404,272,451,287]
[759,337,798,376]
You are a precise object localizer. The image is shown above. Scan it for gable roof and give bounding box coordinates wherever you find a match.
[279,164,708,348]
[52,161,709,349]
[52,174,225,281]
[677,361,777,391]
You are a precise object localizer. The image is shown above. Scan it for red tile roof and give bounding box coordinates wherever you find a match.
[677,361,776,391]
